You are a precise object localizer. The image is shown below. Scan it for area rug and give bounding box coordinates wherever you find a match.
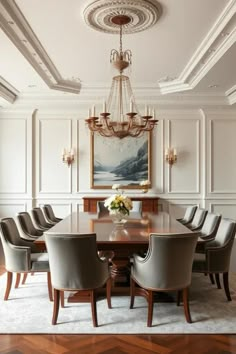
[0,272,235,334]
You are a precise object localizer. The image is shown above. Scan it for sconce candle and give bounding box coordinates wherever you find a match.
[62,148,75,167]
[165,148,177,167]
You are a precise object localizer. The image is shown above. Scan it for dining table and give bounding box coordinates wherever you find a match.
[35,211,193,302]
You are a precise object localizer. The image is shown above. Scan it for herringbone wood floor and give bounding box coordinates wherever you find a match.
[0,247,236,353]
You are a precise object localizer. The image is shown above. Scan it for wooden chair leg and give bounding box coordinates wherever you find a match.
[177,290,182,306]
[91,289,98,327]
[47,272,53,302]
[183,287,192,323]
[130,277,135,309]
[147,290,154,327]
[60,291,64,308]
[15,273,21,288]
[106,277,112,309]
[4,271,13,300]
[215,273,221,289]
[209,273,215,285]
[223,272,231,301]
[22,273,28,285]
[52,289,60,325]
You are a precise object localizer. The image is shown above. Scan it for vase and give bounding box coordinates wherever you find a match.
[110,210,128,225]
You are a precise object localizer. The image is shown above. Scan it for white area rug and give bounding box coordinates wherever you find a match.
[0,272,235,334]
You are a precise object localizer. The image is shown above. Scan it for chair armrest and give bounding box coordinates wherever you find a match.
[5,244,31,272]
[133,253,146,263]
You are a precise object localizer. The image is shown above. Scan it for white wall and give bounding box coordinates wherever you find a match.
[0,106,236,268]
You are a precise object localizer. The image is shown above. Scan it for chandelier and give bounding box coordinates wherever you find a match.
[85,15,158,139]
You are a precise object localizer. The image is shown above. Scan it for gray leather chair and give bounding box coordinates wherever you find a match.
[32,207,54,230]
[17,212,44,240]
[43,204,62,224]
[45,232,112,326]
[177,205,198,225]
[192,218,236,301]
[195,212,221,253]
[130,232,199,326]
[97,201,108,213]
[130,201,142,213]
[0,218,52,301]
[185,208,208,231]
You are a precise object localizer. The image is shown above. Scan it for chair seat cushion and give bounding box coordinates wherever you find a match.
[30,253,49,271]
[192,253,207,272]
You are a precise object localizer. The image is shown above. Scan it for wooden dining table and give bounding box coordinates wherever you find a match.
[35,211,193,301]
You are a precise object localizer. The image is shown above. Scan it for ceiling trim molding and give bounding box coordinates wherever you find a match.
[159,0,236,98]
[226,84,236,104]
[0,0,81,94]
[0,76,18,103]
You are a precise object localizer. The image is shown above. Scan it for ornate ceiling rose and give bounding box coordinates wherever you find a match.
[83,0,162,34]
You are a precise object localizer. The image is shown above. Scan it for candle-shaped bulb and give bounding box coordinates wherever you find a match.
[103,101,107,113]
[88,108,91,117]
[145,105,148,116]
[92,105,95,117]
[130,99,133,112]
[173,148,177,156]
[152,109,155,119]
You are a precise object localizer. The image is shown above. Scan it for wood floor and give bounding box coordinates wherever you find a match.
[0,247,236,353]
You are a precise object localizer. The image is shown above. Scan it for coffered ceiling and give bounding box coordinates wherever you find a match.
[0,0,235,108]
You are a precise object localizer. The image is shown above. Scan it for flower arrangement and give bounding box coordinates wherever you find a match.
[105,185,133,216]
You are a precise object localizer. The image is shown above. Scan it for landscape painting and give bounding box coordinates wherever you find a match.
[90,132,151,189]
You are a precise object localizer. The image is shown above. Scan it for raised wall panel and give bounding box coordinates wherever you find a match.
[209,202,236,219]
[38,201,72,218]
[0,202,26,218]
[209,119,236,194]
[38,118,72,194]
[0,119,27,194]
[167,119,200,194]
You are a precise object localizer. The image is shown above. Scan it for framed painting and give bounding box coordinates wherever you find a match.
[90,132,151,189]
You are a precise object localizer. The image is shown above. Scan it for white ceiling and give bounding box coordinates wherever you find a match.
[0,0,235,108]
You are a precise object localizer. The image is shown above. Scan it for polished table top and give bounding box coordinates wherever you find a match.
[35,211,192,246]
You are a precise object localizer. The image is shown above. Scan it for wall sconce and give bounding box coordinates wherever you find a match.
[165,148,177,166]
[62,148,75,166]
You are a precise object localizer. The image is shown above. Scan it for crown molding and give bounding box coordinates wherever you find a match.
[0,0,81,95]
[0,76,19,103]
[159,0,236,100]
[226,84,236,104]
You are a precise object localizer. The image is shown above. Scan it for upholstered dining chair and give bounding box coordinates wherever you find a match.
[185,208,208,231]
[0,217,52,301]
[176,205,198,225]
[17,212,44,240]
[195,212,221,253]
[31,207,54,230]
[130,201,142,213]
[130,232,199,327]
[43,204,62,224]
[97,201,108,213]
[192,218,236,301]
[45,232,112,326]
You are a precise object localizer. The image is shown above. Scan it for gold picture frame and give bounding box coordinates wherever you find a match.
[90,132,152,189]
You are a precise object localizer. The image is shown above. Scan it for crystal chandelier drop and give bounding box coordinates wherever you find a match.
[85,15,158,139]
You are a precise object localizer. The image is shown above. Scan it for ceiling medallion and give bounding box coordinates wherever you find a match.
[83,0,162,34]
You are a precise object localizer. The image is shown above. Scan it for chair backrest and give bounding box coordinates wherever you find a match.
[45,233,109,290]
[32,208,52,229]
[132,232,198,290]
[183,205,198,223]
[0,218,38,263]
[190,208,208,229]
[200,212,221,237]
[97,201,108,213]
[131,201,142,213]
[43,204,59,223]
[17,212,43,237]
[205,218,236,272]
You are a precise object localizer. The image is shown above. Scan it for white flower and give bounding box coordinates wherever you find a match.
[112,184,121,190]
[140,180,151,186]
[104,193,133,215]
